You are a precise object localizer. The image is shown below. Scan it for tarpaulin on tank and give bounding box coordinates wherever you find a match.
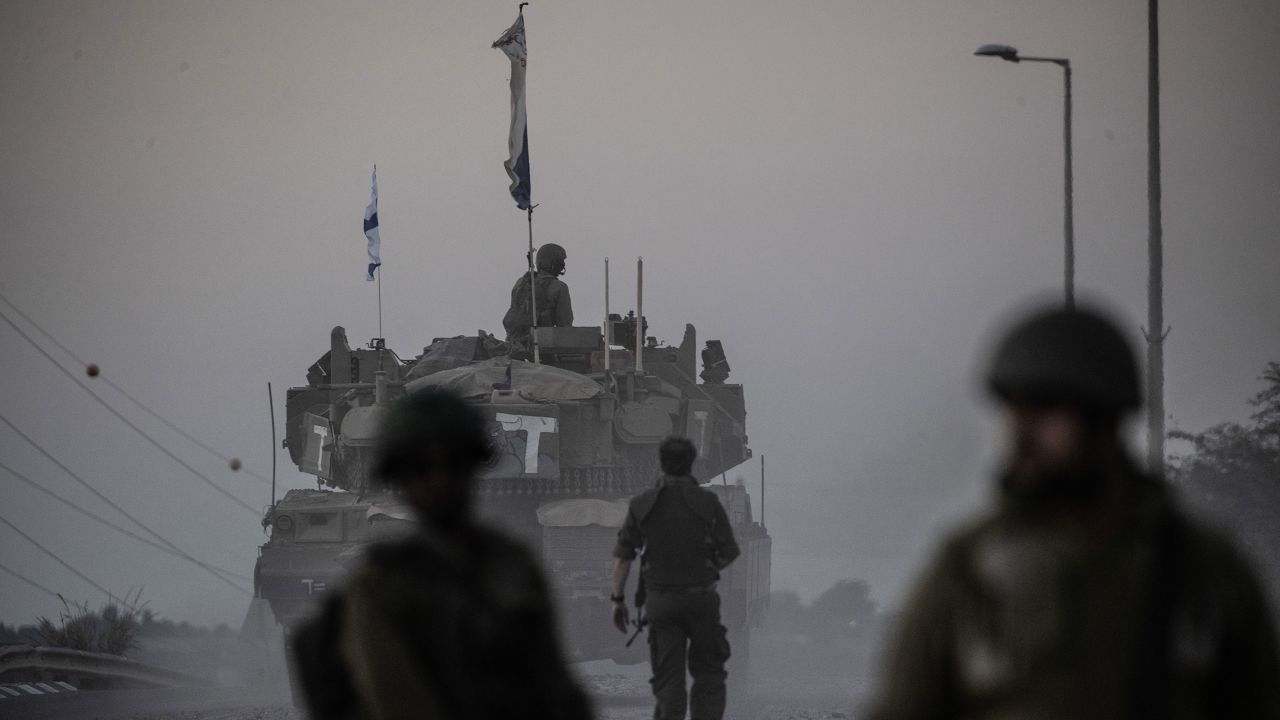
[405,357,602,402]
[536,498,629,528]
[366,501,415,522]
[406,333,510,379]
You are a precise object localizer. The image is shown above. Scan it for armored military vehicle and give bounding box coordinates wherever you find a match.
[251,315,771,664]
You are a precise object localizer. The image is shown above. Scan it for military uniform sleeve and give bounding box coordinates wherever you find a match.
[864,541,961,720]
[340,570,444,720]
[614,503,642,560]
[711,499,740,569]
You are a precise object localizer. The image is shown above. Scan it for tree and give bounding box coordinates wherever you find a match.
[1168,361,1280,593]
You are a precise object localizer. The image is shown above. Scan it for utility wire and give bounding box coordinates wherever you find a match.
[0,561,62,601]
[0,512,120,604]
[0,308,259,516]
[0,412,252,596]
[0,293,272,487]
[0,460,251,585]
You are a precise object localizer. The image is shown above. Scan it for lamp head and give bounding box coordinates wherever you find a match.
[975,44,1020,62]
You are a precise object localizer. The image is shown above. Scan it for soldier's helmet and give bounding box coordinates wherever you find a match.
[986,304,1141,416]
[375,388,492,484]
[536,243,568,275]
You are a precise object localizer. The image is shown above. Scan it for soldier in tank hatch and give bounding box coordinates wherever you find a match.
[867,303,1280,720]
[611,436,741,720]
[504,242,573,352]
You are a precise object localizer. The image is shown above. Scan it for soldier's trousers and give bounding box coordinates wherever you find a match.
[646,587,731,720]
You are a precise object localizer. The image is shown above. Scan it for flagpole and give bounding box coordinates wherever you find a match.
[377,268,383,340]
[495,5,536,361]
[527,205,540,364]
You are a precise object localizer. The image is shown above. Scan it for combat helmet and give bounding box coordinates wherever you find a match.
[375,388,492,484]
[986,304,1141,415]
[536,243,567,275]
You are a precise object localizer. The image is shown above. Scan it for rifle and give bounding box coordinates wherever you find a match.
[625,574,648,648]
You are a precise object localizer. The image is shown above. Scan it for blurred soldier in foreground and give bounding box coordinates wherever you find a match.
[504,242,574,351]
[868,305,1280,720]
[611,436,741,720]
[297,389,592,720]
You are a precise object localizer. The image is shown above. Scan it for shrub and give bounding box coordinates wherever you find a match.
[36,590,145,656]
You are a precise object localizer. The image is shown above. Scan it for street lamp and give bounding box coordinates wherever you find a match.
[975,43,1075,309]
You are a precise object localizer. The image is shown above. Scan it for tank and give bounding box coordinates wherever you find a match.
[252,314,771,665]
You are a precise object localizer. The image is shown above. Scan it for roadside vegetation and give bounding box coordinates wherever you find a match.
[1169,361,1280,596]
[34,591,146,655]
[1,590,234,657]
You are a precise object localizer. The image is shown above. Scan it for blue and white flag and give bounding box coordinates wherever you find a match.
[493,13,531,210]
[363,165,381,281]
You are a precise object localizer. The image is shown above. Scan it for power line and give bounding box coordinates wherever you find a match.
[0,308,260,516]
[0,460,252,586]
[0,561,63,601]
[0,512,120,604]
[0,292,273,487]
[0,412,252,596]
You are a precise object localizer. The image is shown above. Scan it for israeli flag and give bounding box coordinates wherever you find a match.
[363,165,381,281]
[493,13,531,210]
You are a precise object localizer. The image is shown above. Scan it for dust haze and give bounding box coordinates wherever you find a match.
[1,0,1278,652]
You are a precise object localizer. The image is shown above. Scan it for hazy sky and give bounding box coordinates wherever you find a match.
[2,1,1278,628]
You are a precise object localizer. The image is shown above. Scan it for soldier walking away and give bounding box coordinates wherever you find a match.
[504,242,574,351]
[292,389,593,720]
[611,436,741,720]
[867,304,1280,720]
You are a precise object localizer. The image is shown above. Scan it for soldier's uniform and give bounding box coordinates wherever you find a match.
[504,242,573,351]
[340,522,594,720]
[503,269,573,347]
[868,469,1280,720]
[615,474,740,720]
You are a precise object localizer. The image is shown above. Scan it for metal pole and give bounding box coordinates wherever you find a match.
[1147,0,1166,474]
[604,257,611,371]
[984,54,1076,305]
[528,206,540,364]
[268,382,277,508]
[635,257,644,373]
[760,453,765,529]
[1063,61,1074,310]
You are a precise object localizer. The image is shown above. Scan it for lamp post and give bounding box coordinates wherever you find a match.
[975,44,1074,310]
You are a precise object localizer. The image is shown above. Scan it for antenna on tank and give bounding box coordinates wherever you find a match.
[635,257,644,373]
[760,453,765,529]
[268,382,277,509]
[604,257,611,372]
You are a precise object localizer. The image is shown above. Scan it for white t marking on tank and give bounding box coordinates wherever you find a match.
[311,423,330,471]
[692,410,710,456]
[495,413,557,473]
